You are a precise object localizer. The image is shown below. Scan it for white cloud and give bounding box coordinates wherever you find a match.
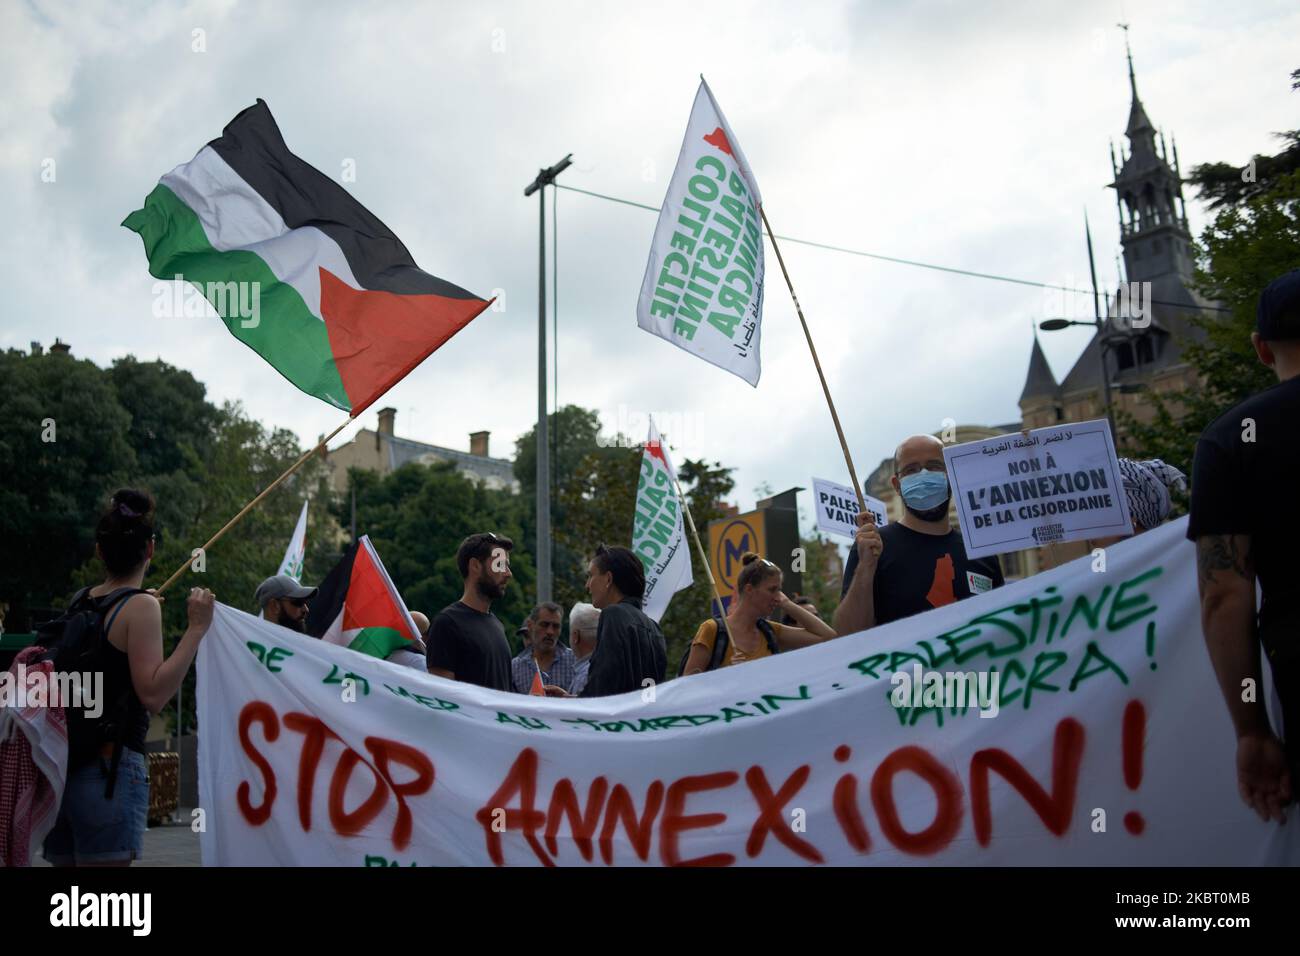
[2,0,1296,550]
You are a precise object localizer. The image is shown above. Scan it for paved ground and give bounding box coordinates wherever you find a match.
[34,809,203,867]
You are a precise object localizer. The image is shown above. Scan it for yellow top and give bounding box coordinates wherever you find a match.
[689,618,785,668]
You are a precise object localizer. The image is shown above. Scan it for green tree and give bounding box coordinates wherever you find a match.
[135,402,329,733]
[795,533,845,621]
[0,350,136,627]
[514,405,613,613]
[0,347,348,731]
[1185,68,1299,209]
[107,356,218,480]
[551,437,738,674]
[553,443,641,616]
[333,461,537,650]
[512,404,606,499]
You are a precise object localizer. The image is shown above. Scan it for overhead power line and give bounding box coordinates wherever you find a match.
[555,182,1229,313]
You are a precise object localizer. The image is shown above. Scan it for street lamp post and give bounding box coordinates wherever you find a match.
[1039,315,1123,436]
[523,154,572,604]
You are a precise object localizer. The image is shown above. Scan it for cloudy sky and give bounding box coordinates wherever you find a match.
[3,0,1296,537]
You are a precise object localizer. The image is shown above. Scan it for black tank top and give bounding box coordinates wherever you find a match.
[100,595,151,754]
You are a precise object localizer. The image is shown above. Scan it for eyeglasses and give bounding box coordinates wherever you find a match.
[897,459,947,478]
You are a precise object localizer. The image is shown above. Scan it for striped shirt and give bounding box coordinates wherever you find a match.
[511,644,577,694]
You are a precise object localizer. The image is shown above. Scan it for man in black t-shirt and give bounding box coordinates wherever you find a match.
[426,532,515,692]
[1189,268,1300,821]
[834,433,1004,634]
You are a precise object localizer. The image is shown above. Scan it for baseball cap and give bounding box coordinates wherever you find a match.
[254,574,317,608]
[1257,269,1300,341]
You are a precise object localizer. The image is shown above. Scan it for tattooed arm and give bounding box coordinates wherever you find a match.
[1196,533,1291,822]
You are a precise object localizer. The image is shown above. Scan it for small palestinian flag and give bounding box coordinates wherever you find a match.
[123,99,491,414]
[306,536,421,660]
[529,659,546,697]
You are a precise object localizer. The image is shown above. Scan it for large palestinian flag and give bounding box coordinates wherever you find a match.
[306,536,421,660]
[123,99,491,414]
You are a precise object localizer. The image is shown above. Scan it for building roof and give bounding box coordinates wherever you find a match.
[1124,90,1155,140]
[1057,278,1213,397]
[384,432,517,487]
[1019,335,1059,402]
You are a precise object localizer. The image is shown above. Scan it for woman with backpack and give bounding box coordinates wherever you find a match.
[680,552,837,676]
[42,488,214,866]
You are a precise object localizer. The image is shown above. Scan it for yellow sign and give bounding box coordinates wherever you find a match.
[708,510,766,599]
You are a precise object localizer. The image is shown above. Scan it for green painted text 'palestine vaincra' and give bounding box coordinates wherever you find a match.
[648,156,760,343]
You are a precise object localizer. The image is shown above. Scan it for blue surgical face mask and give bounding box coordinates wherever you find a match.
[899,469,950,511]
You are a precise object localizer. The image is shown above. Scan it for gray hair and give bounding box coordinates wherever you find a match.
[529,601,563,622]
[569,602,600,637]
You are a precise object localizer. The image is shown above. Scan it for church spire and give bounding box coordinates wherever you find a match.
[1124,24,1138,101]
[1119,24,1155,140]
[1109,26,1192,285]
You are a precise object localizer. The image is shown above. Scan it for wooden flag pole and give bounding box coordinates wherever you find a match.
[152,412,356,597]
[760,206,867,513]
[671,475,735,651]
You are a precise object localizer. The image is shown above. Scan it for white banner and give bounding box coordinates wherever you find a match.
[945,420,1133,559]
[634,418,693,622]
[198,519,1298,867]
[277,500,308,581]
[637,77,764,386]
[812,477,887,539]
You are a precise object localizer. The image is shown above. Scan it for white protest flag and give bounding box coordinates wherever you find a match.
[198,519,1300,867]
[637,77,764,386]
[277,500,309,581]
[633,418,693,622]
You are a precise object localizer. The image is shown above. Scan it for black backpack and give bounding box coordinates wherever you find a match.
[34,586,145,798]
[676,616,779,677]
